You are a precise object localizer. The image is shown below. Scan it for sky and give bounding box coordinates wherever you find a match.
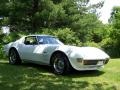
[90,0,120,24]
[2,26,10,34]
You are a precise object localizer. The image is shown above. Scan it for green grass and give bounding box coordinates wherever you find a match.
[0,59,120,90]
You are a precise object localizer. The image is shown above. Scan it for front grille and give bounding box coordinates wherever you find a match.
[83,60,99,65]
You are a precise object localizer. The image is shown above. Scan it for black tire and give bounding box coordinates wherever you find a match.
[9,48,21,65]
[51,52,71,75]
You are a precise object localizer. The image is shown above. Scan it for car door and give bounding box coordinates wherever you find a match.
[19,36,59,64]
[20,36,40,61]
[35,36,59,64]
[20,36,49,64]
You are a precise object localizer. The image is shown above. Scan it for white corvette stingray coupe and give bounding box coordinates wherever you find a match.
[4,35,110,74]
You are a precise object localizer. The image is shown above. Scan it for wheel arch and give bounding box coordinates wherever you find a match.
[50,50,70,65]
[9,47,20,56]
[9,47,17,52]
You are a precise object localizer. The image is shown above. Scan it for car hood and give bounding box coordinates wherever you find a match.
[62,45,110,60]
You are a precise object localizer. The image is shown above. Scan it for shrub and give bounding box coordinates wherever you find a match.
[0,44,6,59]
[100,38,120,58]
[83,41,101,48]
[0,32,21,59]
[53,28,81,46]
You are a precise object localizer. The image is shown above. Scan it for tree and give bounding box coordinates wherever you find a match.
[109,6,120,43]
[0,0,104,32]
[59,0,104,42]
[106,6,120,57]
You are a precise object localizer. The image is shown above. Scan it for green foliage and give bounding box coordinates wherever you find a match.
[109,7,120,45]
[110,6,120,28]
[53,28,81,46]
[0,0,9,17]
[101,38,114,56]
[100,37,120,58]
[2,33,19,44]
[3,0,120,58]
[71,13,104,43]
[107,6,120,57]
[0,0,104,32]
[83,41,101,48]
[0,44,4,58]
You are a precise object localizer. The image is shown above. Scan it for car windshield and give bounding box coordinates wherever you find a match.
[37,36,64,45]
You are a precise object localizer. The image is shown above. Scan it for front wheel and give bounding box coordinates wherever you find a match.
[9,49,21,65]
[51,53,71,75]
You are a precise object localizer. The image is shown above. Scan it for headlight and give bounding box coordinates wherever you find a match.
[77,58,83,63]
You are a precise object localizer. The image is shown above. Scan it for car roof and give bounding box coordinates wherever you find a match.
[27,34,54,37]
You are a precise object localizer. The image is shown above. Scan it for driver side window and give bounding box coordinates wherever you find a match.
[24,36,37,45]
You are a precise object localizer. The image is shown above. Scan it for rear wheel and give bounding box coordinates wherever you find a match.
[51,52,71,75]
[9,49,21,65]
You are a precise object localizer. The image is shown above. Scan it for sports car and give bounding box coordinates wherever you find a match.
[3,35,110,74]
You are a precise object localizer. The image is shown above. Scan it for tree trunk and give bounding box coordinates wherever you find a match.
[31,0,39,33]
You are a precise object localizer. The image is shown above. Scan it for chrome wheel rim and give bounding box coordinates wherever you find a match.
[9,50,16,63]
[53,58,65,74]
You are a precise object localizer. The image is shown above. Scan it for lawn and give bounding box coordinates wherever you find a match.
[0,59,120,90]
